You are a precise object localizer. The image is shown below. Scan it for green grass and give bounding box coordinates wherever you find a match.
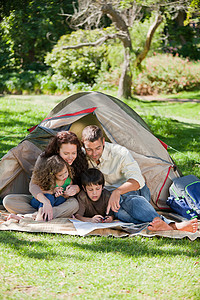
[0,92,200,299]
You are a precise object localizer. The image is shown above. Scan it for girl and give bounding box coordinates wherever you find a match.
[30,155,74,221]
[3,131,88,221]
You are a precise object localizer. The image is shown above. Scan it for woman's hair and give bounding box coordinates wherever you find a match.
[43,131,88,180]
[32,155,73,191]
[81,168,105,188]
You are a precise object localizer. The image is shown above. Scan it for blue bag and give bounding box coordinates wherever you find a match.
[167,175,200,220]
[166,196,198,220]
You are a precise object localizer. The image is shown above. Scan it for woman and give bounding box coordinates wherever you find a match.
[3,131,88,221]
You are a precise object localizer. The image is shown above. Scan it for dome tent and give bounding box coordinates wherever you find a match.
[0,91,180,210]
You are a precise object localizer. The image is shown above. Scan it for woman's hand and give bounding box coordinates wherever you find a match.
[64,185,80,197]
[42,201,53,221]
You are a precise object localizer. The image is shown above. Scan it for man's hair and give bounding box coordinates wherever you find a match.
[81,168,105,187]
[82,125,104,143]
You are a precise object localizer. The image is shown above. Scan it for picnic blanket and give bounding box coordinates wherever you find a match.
[0,210,199,240]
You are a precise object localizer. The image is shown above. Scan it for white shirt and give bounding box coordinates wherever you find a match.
[87,142,145,191]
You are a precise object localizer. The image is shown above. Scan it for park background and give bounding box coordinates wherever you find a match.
[0,1,200,299]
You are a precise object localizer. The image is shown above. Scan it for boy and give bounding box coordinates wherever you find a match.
[75,168,114,223]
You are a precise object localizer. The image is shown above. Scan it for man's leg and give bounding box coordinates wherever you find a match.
[115,193,160,224]
[115,189,198,232]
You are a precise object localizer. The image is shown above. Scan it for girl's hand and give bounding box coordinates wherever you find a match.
[64,185,80,197]
[54,187,64,197]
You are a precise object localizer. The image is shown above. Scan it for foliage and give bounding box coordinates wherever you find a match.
[45,28,112,84]
[132,53,200,95]
[164,21,200,60]
[0,0,76,71]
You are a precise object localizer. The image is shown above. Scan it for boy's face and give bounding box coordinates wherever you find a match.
[84,184,103,201]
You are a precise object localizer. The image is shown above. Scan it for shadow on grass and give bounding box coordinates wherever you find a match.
[0,231,199,261]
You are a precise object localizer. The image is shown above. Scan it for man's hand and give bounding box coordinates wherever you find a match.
[106,189,121,214]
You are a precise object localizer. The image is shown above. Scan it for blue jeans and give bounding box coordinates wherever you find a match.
[114,184,170,224]
[31,193,66,209]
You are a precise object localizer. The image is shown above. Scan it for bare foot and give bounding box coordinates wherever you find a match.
[148,217,173,231]
[170,218,198,233]
[35,208,45,221]
[7,213,24,221]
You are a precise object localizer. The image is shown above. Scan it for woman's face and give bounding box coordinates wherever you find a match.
[59,143,77,165]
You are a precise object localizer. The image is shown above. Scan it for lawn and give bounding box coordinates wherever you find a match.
[0,92,200,299]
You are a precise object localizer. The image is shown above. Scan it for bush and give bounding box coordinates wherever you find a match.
[45,29,112,85]
[133,53,200,95]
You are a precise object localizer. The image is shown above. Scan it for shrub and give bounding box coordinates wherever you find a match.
[45,29,112,85]
[133,53,200,95]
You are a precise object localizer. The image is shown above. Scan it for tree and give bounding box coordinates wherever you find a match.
[0,0,77,70]
[61,0,193,98]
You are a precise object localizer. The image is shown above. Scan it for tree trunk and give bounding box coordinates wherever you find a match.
[135,14,163,68]
[118,46,132,98]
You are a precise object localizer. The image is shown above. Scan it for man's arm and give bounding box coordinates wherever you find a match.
[106,179,140,214]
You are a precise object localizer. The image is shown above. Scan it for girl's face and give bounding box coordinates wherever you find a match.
[56,165,69,181]
[59,143,77,165]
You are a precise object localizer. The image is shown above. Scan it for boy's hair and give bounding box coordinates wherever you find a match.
[32,155,73,191]
[81,168,105,187]
[82,125,104,143]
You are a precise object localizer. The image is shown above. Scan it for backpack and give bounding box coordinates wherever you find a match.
[166,175,200,220]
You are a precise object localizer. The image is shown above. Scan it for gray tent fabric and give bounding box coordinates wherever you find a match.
[0,91,180,209]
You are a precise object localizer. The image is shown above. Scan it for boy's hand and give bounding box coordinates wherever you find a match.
[103,216,114,223]
[91,215,104,223]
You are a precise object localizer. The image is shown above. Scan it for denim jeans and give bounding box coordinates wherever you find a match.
[30,193,66,209]
[114,184,170,224]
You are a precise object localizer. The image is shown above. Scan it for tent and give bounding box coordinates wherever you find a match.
[0,91,180,210]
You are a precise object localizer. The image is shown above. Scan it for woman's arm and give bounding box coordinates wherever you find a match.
[29,154,53,220]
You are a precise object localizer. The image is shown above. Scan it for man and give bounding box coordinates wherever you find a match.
[81,125,198,232]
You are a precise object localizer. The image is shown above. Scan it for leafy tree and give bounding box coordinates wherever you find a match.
[0,0,76,70]
[61,0,193,98]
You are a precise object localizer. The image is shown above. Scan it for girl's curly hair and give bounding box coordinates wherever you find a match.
[43,131,88,183]
[32,155,73,192]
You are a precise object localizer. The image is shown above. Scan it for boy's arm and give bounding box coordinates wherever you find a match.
[74,213,93,222]
[75,213,105,223]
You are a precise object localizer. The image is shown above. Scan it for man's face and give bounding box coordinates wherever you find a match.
[83,137,105,163]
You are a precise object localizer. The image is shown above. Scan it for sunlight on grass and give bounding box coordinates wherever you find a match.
[0,93,200,299]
